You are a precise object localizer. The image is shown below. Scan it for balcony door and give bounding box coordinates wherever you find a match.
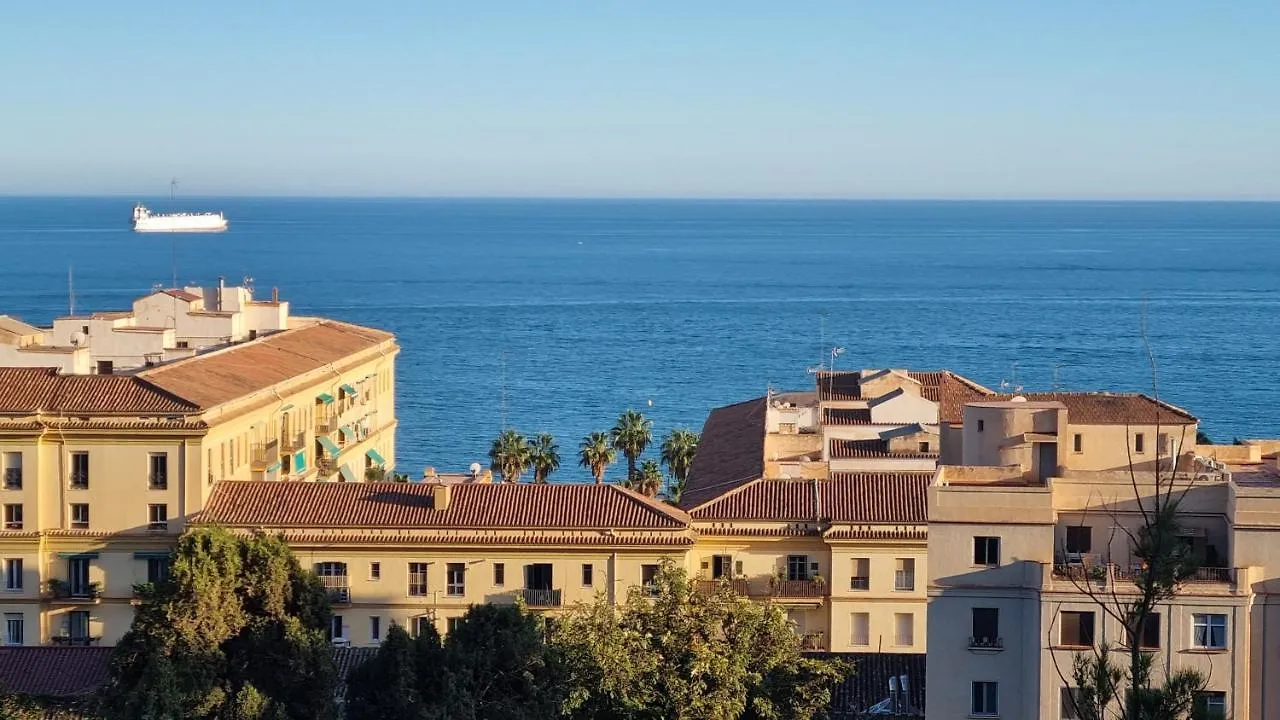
[68,558,90,596]
[525,564,553,590]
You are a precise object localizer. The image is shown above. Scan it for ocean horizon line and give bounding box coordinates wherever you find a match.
[2,193,1280,204]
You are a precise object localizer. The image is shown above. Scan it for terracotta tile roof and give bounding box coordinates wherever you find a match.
[936,372,998,424]
[0,647,112,696]
[824,528,928,541]
[1014,392,1197,425]
[697,526,821,537]
[829,439,937,459]
[0,367,199,415]
[819,369,995,414]
[0,315,41,337]
[279,531,695,546]
[202,480,690,530]
[816,372,866,401]
[823,408,871,425]
[140,320,395,409]
[681,397,766,509]
[160,288,201,302]
[689,473,931,524]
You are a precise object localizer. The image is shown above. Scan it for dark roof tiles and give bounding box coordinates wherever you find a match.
[0,647,113,696]
[690,473,931,524]
[681,397,767,509]
[0,367,198,415]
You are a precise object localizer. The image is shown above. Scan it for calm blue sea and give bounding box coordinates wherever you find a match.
[0,197,1278,476]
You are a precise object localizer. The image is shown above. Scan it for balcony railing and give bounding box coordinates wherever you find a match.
[769,579,828,598]
[519,588,563,607]
[251,442,279,471]
[1186,567,1236,584]
[696,579,751,596]
[280,432,306,452]
[68,472,89,489]
[315,415,337,435]
[1055,563,1236,586]
[317,458,336,477]
[52,636,101,646]
[326,586,351,605]
[46,580,101,602]
[148,473,168,490]
[800,631,826,651]
[968,635,1004,650]
[850,576,870,591]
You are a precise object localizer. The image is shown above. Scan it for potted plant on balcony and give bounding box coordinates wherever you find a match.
[811,573,826,588]
[46,578,68,598]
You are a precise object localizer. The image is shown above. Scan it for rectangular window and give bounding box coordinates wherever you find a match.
[1073,433,1083,453]
[1128,612,1161,650]
[70,452,89,488]
[711,554,733,579]
[446,563,465,596]
[370,616,381,642]
[850,612,870,646]
[149,453,168,489]
[1061,687,1083,720]
[977,419,985,432]
[918,441,931,453]
[3,504,21,530]
[146,558,171,584]
[971,607,1000,648]
[894,558,915,591]
[1061,611,1096,647]
[971,681,999,716]
[3,613,20,645]
[1135,433,1145,454]
[1192,614,1227,649]
[974,536,1001,566]
[1193,691,1226,718]
[369,562,381,581]
[68,557,91,596]
[147,504,168,530]
[408,562,428,596]
[70,503,89,529]
[330,615,344,640]
[2,453,21,490]
[851,557,870,590]
[4,559,21,590]
[68,610,90,643]
[786,555,810,582]
[1065,526,1092,554]
[415,616,435,637]
[641,564,659,591]
[582,563,594,586]
[445,617,461,635]
[894,613,914,646]
[493,562,505,586]
[1158,433,1171,455]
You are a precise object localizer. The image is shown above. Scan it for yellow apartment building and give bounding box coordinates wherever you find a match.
[925,393,1280,720]
[0,316,398,647]
[198,480,694,643]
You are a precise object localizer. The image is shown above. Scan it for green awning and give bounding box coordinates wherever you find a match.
[318,435,341,456]
[278,403,294,412]
[57,552,99,559]
[338,464,357,483]
[365,448,385,465]
[294,450,306,471]
[133,551,171,560]
[265,462,281,473]
[339,425,355,442]
[340,383,358,397]
[316,392,335,405]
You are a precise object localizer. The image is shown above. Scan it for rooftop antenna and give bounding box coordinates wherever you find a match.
[67,266,75,316]
[170,177,179,202]
[1052,363,1069,392]
[499,350,507,431]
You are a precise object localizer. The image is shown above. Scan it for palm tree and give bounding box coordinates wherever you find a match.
[488,429,531,483]
[611,410,652,482]
[627,459,663,498]
[529,433,560,484]
[660,428,700,501]
[578,432,616,484]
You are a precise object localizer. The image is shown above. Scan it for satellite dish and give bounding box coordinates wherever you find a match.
[70,331,86,347]
[469,462,482,478]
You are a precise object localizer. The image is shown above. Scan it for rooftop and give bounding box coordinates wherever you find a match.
[0,367,198,415]
[0,646,112,696]
[988,392,1197,425]
[682,396,767,509]
[829,438,937,460]
[688,472,931,524]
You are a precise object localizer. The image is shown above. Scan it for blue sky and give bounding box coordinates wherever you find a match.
[2,1,1277,198]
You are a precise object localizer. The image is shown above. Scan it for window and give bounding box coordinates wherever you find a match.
[1193,691,1226,719]
[849,612,870,646]
[148,453,168,489]
[1065,526,1092,554]
[971,681,998,716]
[415,616,435,637]
[70,452,89,488]
[894,558,915,591]
[974,536,1001,566]
[1061,687,1083,720]
[96,360,113,375]
[851,558,870,590]
[147,504,168,530]
[3,613,20,645]
[582,563,594,586]
[1127,612,1160,649]
[446,563,465,596]
[894,613,914,646]
[70,503,89,529]
[446,617,462,635]
[711,554,733,579]
[919,441,931,453]
[977,419,985,432]
[493,562,505,586]
[146,558,171,584]
[408,563,428,596]
[778,422,797,434]
[67,610,90,644]
[1158,433,1171,455]
[329,615,344,640]
[971,607,1000,648]
[1060,611,1096,647]
[370,562,381,581]
[3,453,21,489]
[786,555,811,581]
[68,557,91,596]
[1134,433,1145,454]
[1073,433,1083,453]
[4,559,21,590]
[641,564,659,591]
[3,504,21,530]
[370,616,381,642]
[1192,614,1227,649]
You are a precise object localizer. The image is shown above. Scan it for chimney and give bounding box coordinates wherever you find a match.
[424,467,437,480]
[272,287,279,303]
[431,483,452,511]
[217,276,225,310]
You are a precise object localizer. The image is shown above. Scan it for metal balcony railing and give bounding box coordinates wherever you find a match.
[769,579,828,598]
[519,588,563,607]
[315,415,337,435]
[849,576,870,590]
[46,580,101,602]
[251,442,279,471]
[52,636,100,646]
[148,473,168,490]
[968,635,1004,650]
[317,458,336,476]
[800,632,826,651]
[1186,567,1235,584]
[695,579,751,596]
[280,431,306,452]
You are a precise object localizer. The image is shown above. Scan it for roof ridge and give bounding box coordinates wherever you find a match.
[606,484,690,525]
[684,476,767,514]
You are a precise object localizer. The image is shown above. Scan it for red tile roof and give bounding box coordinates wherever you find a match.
[936,372,998,424]
[160,288,201,302]
[829,439,937,459]
[689,473,931,524]
[201,480,690,530]
[817,369,995,418]
[0,367,198,415]
[823,408,871,425]
[681,397,767,509]
[1016,392,1196,425]
[0,647,112,696]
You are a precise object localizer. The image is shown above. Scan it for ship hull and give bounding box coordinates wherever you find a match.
[133,216,228,233]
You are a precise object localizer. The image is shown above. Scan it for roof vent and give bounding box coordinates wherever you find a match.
[1010,395,1028,403]
[432,483,452,511]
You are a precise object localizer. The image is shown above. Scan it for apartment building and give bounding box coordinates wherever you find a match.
[0,316,398,646]
[924,393,1280,720]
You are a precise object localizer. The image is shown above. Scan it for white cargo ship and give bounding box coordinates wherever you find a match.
[131,203,228,233]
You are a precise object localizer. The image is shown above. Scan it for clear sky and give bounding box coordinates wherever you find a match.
[2,1,1278,198]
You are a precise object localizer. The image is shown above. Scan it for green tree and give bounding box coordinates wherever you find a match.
[347,625,428,720]
[626,459,663,498]
[554,562,845,720]
[103,527,337,720]
[611,410,653,482]
[578,431,617,484]
[660,428,700,502]
[529,433,561,484]
[488,429,532,483]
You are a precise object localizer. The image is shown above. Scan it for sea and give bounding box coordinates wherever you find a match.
[0,197,1277,477]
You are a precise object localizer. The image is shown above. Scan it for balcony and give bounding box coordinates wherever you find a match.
[280,431,306,452]
[321,577,351,605]
[315,415,337,435]
[1054,563,1237,587]
[769,579,828,599]
[45,580,101,604]
[51,635,101,647]
[1186,567,1236,584]
[968,635,1005,651]
[519,588,563,608]
[696,579,751,596]
[251,442,279,472]
[317,457,336,477]
[800,631,826,651]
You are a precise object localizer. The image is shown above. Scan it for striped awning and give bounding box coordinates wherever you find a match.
[338,464,357,483]
[365,448,385,465]
[316,392,335,405]
[340,383,358,397]
[318,435,341,456]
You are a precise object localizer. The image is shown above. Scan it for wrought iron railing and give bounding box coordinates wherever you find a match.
[519,588,563,607]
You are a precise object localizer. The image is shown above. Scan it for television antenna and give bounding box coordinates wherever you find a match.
[170,177,179,201]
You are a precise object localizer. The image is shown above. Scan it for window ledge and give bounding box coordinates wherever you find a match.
[1052,644,1095,651]
[968,715,1000,719]
[1183,647,1229,655]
